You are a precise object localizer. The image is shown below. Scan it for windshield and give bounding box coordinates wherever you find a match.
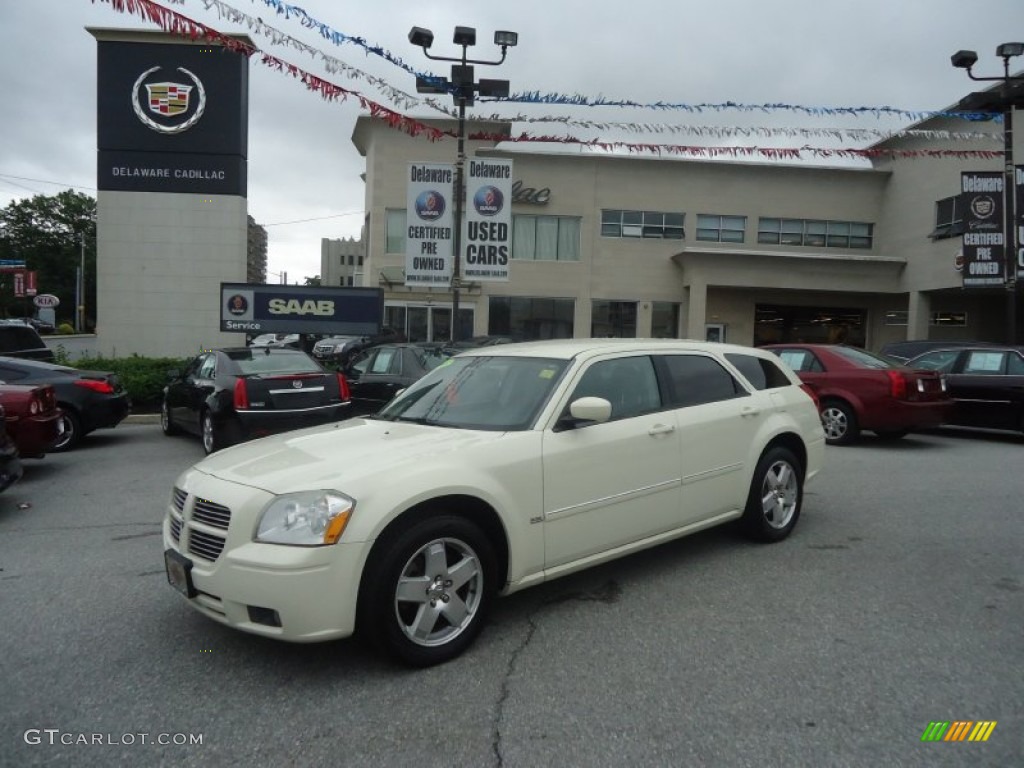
[831,346,899,370]
[375,355,569,430]
[228,349,323,375]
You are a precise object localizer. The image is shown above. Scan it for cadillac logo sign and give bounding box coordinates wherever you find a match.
[131,66,207,134]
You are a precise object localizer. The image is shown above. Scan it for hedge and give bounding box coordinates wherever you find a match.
[60,353,192,413]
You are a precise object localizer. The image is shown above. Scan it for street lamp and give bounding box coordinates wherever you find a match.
[952,43,1024,344]
[76,233,86,333]
[409,25,516,342]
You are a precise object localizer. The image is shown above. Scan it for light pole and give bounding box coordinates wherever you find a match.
[952,43,1024,344]
[76,233,86,333]
[409,25,517,342]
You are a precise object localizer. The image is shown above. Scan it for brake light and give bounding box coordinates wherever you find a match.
[799,383,820,411]
[234,378,250,409]
[336,372,351,401]
[887,370,908,399]
[74,379,114,394]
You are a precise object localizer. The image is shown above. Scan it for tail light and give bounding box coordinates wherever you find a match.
[799,383,820,411]
[74,379,115,394]
[886,370,908,399]
[336,372,351,401]
[233,378,250,409]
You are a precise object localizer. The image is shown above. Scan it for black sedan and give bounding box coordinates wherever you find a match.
[906,346,1024,433]
[162,347,350,454]
[0,356,131,450]
[344,343,452,417]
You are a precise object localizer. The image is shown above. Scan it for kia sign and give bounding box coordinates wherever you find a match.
[219,284,383,335]
[33,294,60,309]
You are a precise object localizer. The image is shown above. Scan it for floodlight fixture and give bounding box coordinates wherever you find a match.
[950,49,978,69]
[493,31,518,48]
[454,26,476,47]
[477,79,510,98]
[996,42,1024,59]
[408,27,433,49]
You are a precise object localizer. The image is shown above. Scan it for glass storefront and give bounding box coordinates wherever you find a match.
[754,304,866,346]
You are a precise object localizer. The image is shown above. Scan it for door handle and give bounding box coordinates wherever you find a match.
[740,406,761,418]
[648,423,675,436]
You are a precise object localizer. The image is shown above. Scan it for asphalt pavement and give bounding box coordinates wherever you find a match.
[1,423,1021,767]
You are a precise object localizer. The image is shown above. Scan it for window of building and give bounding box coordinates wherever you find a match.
[385,208,406,253]
[696,214,746,243]
[931,196,966,240]
[884,310,908,326]
[651,302,680,338]
[591,300,637,337]
[757,218,873,249]
[488,296,575,340]
[512,216,581,261]
[601,210,684,240]
[930,311,967,326]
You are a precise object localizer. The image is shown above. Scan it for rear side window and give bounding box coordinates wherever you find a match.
[659,355,746,407]
[774,349,825,373]
[725,353,791,390]
[0,326,46,353]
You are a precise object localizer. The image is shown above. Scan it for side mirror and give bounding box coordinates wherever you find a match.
[166,368,180,381]
[555,396,612,431]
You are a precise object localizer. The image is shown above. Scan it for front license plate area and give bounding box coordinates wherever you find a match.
[165,549,196,598]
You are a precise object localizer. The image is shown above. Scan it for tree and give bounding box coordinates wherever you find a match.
[303,275,322,286]
[0,190,96,328]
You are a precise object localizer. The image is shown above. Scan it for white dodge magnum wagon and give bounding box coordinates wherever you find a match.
[163,339,826,666]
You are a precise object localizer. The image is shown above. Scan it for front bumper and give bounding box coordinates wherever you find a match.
[162,472,366,642]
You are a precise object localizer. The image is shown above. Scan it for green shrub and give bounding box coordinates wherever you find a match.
[70,354,192,412]
[57,323,75,335]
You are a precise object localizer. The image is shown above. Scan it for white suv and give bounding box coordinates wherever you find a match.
[163,339,825,666]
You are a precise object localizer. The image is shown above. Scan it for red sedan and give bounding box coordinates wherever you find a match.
[0,384,63,458]
[762,344,952,445]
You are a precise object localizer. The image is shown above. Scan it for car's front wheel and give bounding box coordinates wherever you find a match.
[740,446,803,542]
[362,515,496,667]
[52,407,82,452]
[820,400,859,445]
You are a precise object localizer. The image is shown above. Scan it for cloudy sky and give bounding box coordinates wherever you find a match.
[1,0,1022,282]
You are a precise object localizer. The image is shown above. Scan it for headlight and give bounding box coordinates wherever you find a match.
[255,491,355,546]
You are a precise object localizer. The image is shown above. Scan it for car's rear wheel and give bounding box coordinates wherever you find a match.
[362,515,496,667]
[161,400,180,436]
[740,446,803,542]
[821,400,859,445]
[52,407,82,452]
[201,410,221,455]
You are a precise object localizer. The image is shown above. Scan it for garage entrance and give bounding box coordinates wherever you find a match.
[754,304,866,346]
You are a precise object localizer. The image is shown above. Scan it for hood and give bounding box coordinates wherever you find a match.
[195,417,504,495]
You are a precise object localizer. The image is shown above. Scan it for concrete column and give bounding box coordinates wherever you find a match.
[907,291,931,340]
[684,282,707,340]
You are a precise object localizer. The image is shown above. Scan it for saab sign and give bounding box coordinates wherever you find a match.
[220,284,383,335]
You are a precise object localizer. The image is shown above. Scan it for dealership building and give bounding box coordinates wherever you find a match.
[350,103,1022,351]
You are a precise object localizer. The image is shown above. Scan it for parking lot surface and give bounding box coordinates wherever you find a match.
[1,424,1022,766]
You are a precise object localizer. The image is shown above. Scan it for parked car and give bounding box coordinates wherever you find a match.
[0,405,24,493]
[161,347,351,454]
[0,324,54,362]
[879,339,1002,364]
[344,343,453,416]
[0,357,130,451]
[905,346,1024,433]
[0,384,62,458]
[312,327,406,369]
[763,343,952,445]
[163,339,825,666]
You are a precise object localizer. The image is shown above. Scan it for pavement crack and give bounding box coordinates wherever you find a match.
[491,580,621,766]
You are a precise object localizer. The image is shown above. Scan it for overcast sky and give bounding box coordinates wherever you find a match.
[1,0,1022,282]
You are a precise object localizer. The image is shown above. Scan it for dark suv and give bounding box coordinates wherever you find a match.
[0,324,55,361]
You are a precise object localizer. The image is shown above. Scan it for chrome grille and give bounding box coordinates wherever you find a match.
[192,498,231,530]
[170,515,182,543]
[172,487,187,512]
[188,530,226,562]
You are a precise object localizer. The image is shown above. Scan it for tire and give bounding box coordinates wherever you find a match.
[873,429,909,441]
[820,400,859,445]
[361,515,496,667]
[201,410,221,455]
[740,446,803,542]
[161,399,181,436]
[52,407,82,452]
